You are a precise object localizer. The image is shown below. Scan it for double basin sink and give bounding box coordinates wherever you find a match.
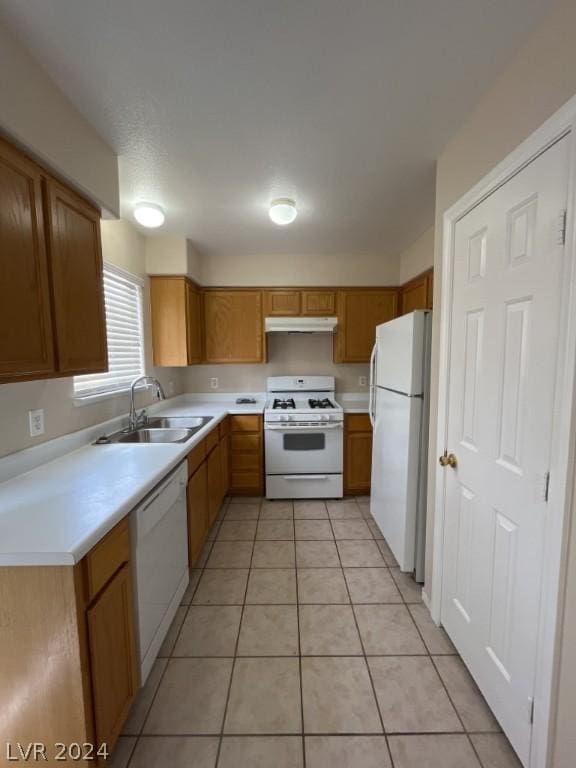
[94,416,213,445]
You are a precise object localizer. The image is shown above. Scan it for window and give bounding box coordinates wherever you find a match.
[74,264,145,397]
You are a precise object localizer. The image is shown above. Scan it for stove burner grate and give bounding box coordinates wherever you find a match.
[273,398,296,410]
[308,398,335,409]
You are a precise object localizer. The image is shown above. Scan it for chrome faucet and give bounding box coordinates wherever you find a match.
[128,376,166,430]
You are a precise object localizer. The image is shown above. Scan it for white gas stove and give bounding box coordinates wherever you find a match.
[264,376,344,499]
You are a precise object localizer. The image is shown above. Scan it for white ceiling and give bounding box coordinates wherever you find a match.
[0,0,553,258]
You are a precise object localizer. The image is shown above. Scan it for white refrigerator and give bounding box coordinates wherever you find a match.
[369,310,431,582]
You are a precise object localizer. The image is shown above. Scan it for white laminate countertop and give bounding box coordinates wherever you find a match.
[339,394,370,413]
[0,399,264,567]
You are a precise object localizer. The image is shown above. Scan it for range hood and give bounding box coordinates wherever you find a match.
[265,316,338,334]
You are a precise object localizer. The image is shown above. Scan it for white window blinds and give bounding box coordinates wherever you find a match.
[74,265,145,396]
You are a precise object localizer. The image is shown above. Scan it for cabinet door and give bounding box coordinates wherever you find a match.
[0,139,55,380]
[400,270,432,315]
[150,277,188,366]
[220,434,230,500]
[45,178,107,374]
[188,461,208,566]
[87,564,138,751]
[186,282,203,363]
[345,430,373,493]
[335,289,398,362]
[264,290,301,316]
[204,290,263,363]
[301,290,335,316]
[207,442,222,526]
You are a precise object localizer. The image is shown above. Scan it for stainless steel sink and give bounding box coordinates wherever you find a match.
[146,416,212,430]
[115,428,194,444]
[93,415,213,445]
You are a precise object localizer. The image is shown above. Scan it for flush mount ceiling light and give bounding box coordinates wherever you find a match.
[269,198,298,226]
[134,203,165,228]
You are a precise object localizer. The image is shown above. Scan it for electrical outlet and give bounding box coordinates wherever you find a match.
[358,375,367,387]
[210,377,219,389]
[28,409,45,437]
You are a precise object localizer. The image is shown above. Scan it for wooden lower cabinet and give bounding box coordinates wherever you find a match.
[0,518,138,762]
[207,440,223,526]
[220,433,230,500]
[187,461,209,566]
[229,415,263,495]
[344,414,373,494]
[87,564,138,749]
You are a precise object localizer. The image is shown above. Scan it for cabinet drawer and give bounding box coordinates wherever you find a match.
[230,414,261,432]
[231,452,261,472]
[205,426,219,453]
[85,518,130,601]
[187,439,206,476]
[231,433,261,452]
[219,416,231,438]
[346,414,372,432]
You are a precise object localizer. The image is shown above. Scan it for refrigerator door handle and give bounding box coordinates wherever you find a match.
[369,341,377,428]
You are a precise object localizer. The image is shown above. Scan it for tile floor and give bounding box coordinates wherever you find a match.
[112,497,522,768]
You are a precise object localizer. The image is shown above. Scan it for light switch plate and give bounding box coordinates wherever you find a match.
[29,409,45,437]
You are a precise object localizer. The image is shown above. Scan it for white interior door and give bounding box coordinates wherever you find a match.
[441,135,569,765]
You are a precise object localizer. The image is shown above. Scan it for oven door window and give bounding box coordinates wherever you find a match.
[283,432,325,451]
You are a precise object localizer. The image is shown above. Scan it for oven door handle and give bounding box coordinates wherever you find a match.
[265,424,343,430]
[282,475,330,480]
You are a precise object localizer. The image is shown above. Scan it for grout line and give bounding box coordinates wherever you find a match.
[292,502,307,768]
[326,508,387,742]
[213,498,260,767]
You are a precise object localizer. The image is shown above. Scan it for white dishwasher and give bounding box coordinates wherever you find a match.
[131,462,189,684]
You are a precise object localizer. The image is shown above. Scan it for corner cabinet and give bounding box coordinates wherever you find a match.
[0,135,107,382]
[334,289,398,363]
[150,276,203,366]
[204,290,264,363]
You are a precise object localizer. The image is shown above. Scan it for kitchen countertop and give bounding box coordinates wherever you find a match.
[0,398,264,567]
[339,394,370,413]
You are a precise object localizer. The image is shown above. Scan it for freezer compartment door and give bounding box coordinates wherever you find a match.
[370,387,422,572]
[375,311,427,395]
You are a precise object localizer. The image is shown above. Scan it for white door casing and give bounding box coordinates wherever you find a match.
[440,136,569,766]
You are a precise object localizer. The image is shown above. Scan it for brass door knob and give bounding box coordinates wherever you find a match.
[439,452,457,468]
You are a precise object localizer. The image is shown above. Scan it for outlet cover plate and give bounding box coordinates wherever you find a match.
[29,409,45,437]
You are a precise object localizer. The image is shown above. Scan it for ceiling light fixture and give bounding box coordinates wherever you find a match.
[134,203,165,228]
[269,198,298,226]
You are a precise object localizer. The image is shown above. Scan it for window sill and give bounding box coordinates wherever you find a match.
[72,388,133,407]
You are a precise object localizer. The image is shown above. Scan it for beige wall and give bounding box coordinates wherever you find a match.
[185,333,369,394]
[427,1,576,764]
[199,252,400,286]
[398,227,434,284]
[0,220,185,460]
[0,24,119,215]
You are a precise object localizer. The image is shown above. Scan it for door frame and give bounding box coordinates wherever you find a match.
[430,94,576,768]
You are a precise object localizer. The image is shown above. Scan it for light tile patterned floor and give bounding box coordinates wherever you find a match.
[113,497,521,768]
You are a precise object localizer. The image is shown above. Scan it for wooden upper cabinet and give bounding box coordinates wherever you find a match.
[204,290,263,363]
[0,138,55,380]
[335,289,398,362]
[45,178,107,375]
[302,290,335,316]
[186,281,203,363]
[264,290,301,316]
[150,276,202,366]
[399,269,433,315]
